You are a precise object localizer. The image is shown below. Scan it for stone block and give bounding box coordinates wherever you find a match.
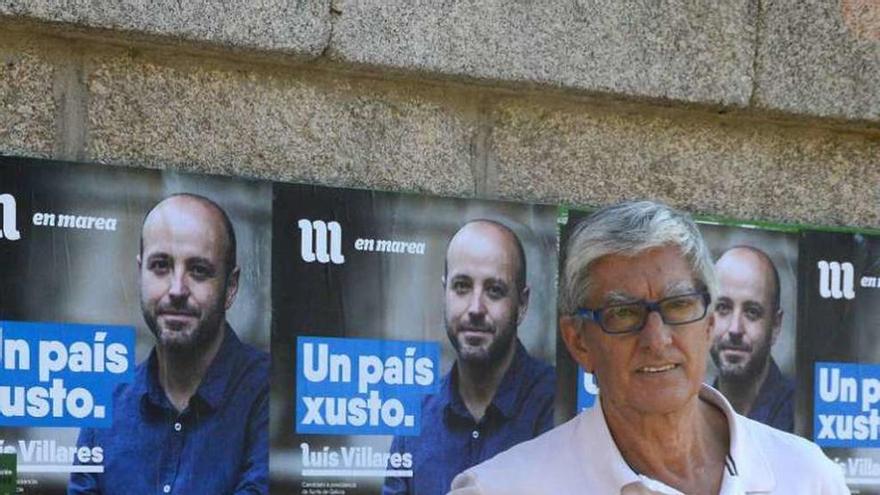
[0,0,331,58]
[755,0,880,122]
[0,36,56,157]
[490,99,880,228]
[85,52,478,196]
[329,0,756,107]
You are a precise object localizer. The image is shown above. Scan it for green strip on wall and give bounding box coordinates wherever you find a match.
[0,453,16,495]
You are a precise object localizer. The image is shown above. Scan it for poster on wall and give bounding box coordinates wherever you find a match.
[270,184,558,495]
[0,155,271,494]
[559,209,800,438]
[798,230,880,494]
[699,222,799,434]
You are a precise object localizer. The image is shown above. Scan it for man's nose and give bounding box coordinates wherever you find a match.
[727,311,745,338]
[639,311,673,352]
[467,290,487,319]
[168,270,190,299]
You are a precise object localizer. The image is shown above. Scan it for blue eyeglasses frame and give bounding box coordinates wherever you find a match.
[574,290,712,335]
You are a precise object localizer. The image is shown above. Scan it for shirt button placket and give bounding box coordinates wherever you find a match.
[161,417,185,494]
[467,425,481,468]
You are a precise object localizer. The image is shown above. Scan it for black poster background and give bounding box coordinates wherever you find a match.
[0,158,39,321]
[798,230,880,494]
[0,157,157,494]
[0,155,272,494]
[270,183,558,494]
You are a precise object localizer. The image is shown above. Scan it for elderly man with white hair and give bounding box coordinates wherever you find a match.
[449,201,848,495]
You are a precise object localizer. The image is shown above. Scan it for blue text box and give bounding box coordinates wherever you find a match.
[296,336,440,436]
[814,362,880,448]
[0,320,135,427]
[577,368,599,411]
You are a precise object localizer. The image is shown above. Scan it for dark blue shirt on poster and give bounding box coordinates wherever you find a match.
[68,326,269,495]
[714,358,795,433]
[382,340,555,495]
[748,358,795,433]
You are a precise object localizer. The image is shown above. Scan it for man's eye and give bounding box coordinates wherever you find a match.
[148,259,170,273]
[714,302,732,315]
[745,307,763,321]
[605,305,641,322]
[486,285,507,299]
[190,265,212,279]
[452,281,470,294]
[665,298,693,310]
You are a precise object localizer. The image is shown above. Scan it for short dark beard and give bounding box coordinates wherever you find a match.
[141,301,227,357]
[446,322,517,370]
[712,339,772,385]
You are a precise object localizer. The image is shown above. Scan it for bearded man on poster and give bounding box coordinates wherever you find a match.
[69,194,268,495]
[711,246,795,432]
[383,219,555,495]
[449,201,847,495]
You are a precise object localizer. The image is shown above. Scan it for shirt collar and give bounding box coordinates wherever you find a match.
[132,351,162,409]
[701,385,776,493]
[137,324,241,413]
[711,359,787,412]
[489,340,531,419]
[195,325,243,410]
[579,384,777,494]
[576,394,644,491]
[442,339,530,421]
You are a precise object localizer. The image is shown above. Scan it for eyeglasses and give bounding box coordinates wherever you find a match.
[575,291,711,335]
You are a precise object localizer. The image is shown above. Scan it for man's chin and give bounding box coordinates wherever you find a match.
[156,328,199,352]
[456,346,492,365]
[718,363,757,382]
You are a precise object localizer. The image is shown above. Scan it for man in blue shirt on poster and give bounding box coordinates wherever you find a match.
[710,246,795,432]
[383,219,556,495]
[69,194,269,494]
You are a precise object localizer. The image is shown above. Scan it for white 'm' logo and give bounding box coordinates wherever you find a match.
[0,193,21,241]
[298,219,345,264]
[817,260,855,300]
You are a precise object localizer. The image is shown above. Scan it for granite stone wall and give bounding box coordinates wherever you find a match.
[1,1,878,227]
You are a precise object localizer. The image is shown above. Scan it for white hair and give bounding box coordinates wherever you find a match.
[559,200,717,315]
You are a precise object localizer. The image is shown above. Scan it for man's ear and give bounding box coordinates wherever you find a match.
[224,265,241,310]
[136,254,142,270]
[516,286,530,326]
[770,307,783,346]
[705,311,715,344]
[560,316,594,373]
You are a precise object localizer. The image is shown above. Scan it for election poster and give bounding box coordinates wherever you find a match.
[558,208,800,438]
[699,222,799,434]
[0,155,271,494]
[798,230,880,494]
[270,184,558,495]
